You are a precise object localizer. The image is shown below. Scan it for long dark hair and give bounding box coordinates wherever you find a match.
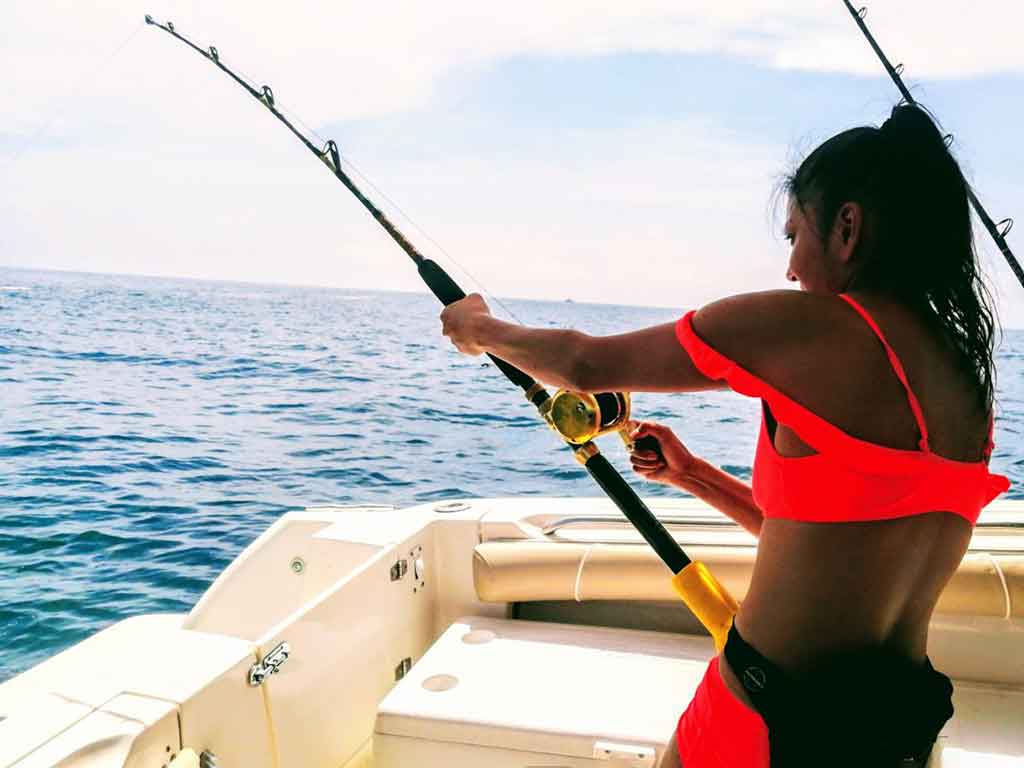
[783,103,999,414]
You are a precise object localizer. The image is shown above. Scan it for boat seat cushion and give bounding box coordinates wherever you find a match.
[472,542,1024,619]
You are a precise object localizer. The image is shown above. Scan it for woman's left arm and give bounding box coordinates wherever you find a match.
[440,289,811,394]
[441,293,715,392]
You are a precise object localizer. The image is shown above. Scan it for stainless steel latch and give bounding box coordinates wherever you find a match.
[248,642,290,687]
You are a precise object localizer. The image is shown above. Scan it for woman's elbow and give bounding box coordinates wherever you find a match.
[565,332,604,393]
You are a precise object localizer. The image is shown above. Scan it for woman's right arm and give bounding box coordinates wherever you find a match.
[672,458,763,538]
[630,422,763,537]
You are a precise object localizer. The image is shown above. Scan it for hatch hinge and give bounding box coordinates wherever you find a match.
[248,641,290,687]
[390,558,408,581]
[593,740,655,767]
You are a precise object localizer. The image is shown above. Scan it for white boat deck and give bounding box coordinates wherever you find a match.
[0,497,1021,768]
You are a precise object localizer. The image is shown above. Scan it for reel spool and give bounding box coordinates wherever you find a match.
[542,390,633,446]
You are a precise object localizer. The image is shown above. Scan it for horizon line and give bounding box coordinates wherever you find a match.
[3,263,1022,332]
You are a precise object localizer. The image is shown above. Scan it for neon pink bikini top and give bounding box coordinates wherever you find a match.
[675,294,1010,525]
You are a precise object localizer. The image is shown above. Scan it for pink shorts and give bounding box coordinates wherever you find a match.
[676,657,770,768]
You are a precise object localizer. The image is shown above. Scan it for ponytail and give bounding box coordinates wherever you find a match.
[783,103,998,413]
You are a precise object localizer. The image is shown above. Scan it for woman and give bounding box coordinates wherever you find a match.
[439,103,1010,767]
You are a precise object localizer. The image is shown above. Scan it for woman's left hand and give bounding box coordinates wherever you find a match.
[440,293,493,356]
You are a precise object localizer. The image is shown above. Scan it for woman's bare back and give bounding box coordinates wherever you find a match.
[718,290,989,709]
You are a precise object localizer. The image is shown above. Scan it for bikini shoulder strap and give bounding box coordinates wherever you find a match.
[838,293,931,453]
[983,410,996,462]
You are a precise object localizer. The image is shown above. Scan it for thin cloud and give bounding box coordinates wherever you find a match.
[3,1,1022,135]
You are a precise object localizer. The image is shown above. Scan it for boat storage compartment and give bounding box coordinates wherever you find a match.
[374,616,716,767]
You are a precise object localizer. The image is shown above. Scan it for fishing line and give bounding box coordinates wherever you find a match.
[337,153,526,325]
[202,50,523,325]
[3,21,146,169]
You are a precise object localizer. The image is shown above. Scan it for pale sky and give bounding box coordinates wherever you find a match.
[3,1,1022,326]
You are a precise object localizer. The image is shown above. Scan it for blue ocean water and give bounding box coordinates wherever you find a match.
[1,267,1021,683]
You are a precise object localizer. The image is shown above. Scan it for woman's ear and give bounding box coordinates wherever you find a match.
[834,202,863,263]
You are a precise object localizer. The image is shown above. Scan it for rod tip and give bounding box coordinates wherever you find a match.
[144,14,154,24]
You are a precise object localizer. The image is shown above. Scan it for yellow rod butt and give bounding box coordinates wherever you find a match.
[672,560,739,652]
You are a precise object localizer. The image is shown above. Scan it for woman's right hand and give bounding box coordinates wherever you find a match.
[628,421,698,486]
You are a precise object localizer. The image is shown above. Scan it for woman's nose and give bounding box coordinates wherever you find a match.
[786,269,798,282]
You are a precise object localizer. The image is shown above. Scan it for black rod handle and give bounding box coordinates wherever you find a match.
[584,452,689,573]
[418,258,466,305]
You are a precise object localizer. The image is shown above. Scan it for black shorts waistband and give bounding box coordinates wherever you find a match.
[722,621,953,766]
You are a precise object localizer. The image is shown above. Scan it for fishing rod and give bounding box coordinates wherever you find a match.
[143,15,738,649]
[843,1,1022,290]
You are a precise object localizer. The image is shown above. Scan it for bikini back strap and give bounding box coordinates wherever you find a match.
[983,411,996,461]
[838,294,931,452]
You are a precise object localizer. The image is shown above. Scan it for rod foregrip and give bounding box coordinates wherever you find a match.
[672,561,739,652]
[418,258,466,306]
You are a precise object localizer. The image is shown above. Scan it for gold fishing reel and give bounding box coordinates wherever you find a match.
[538,389,636,449]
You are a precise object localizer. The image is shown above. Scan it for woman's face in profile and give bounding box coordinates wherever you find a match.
[783,199,845,295]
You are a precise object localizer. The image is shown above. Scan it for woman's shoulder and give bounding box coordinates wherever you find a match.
[691,290,848,375]
[693,289,991,457]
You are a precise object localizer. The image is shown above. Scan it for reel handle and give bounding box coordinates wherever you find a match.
[632,434,665,462]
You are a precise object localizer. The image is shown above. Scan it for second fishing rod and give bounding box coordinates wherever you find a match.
[143,15,740,650]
